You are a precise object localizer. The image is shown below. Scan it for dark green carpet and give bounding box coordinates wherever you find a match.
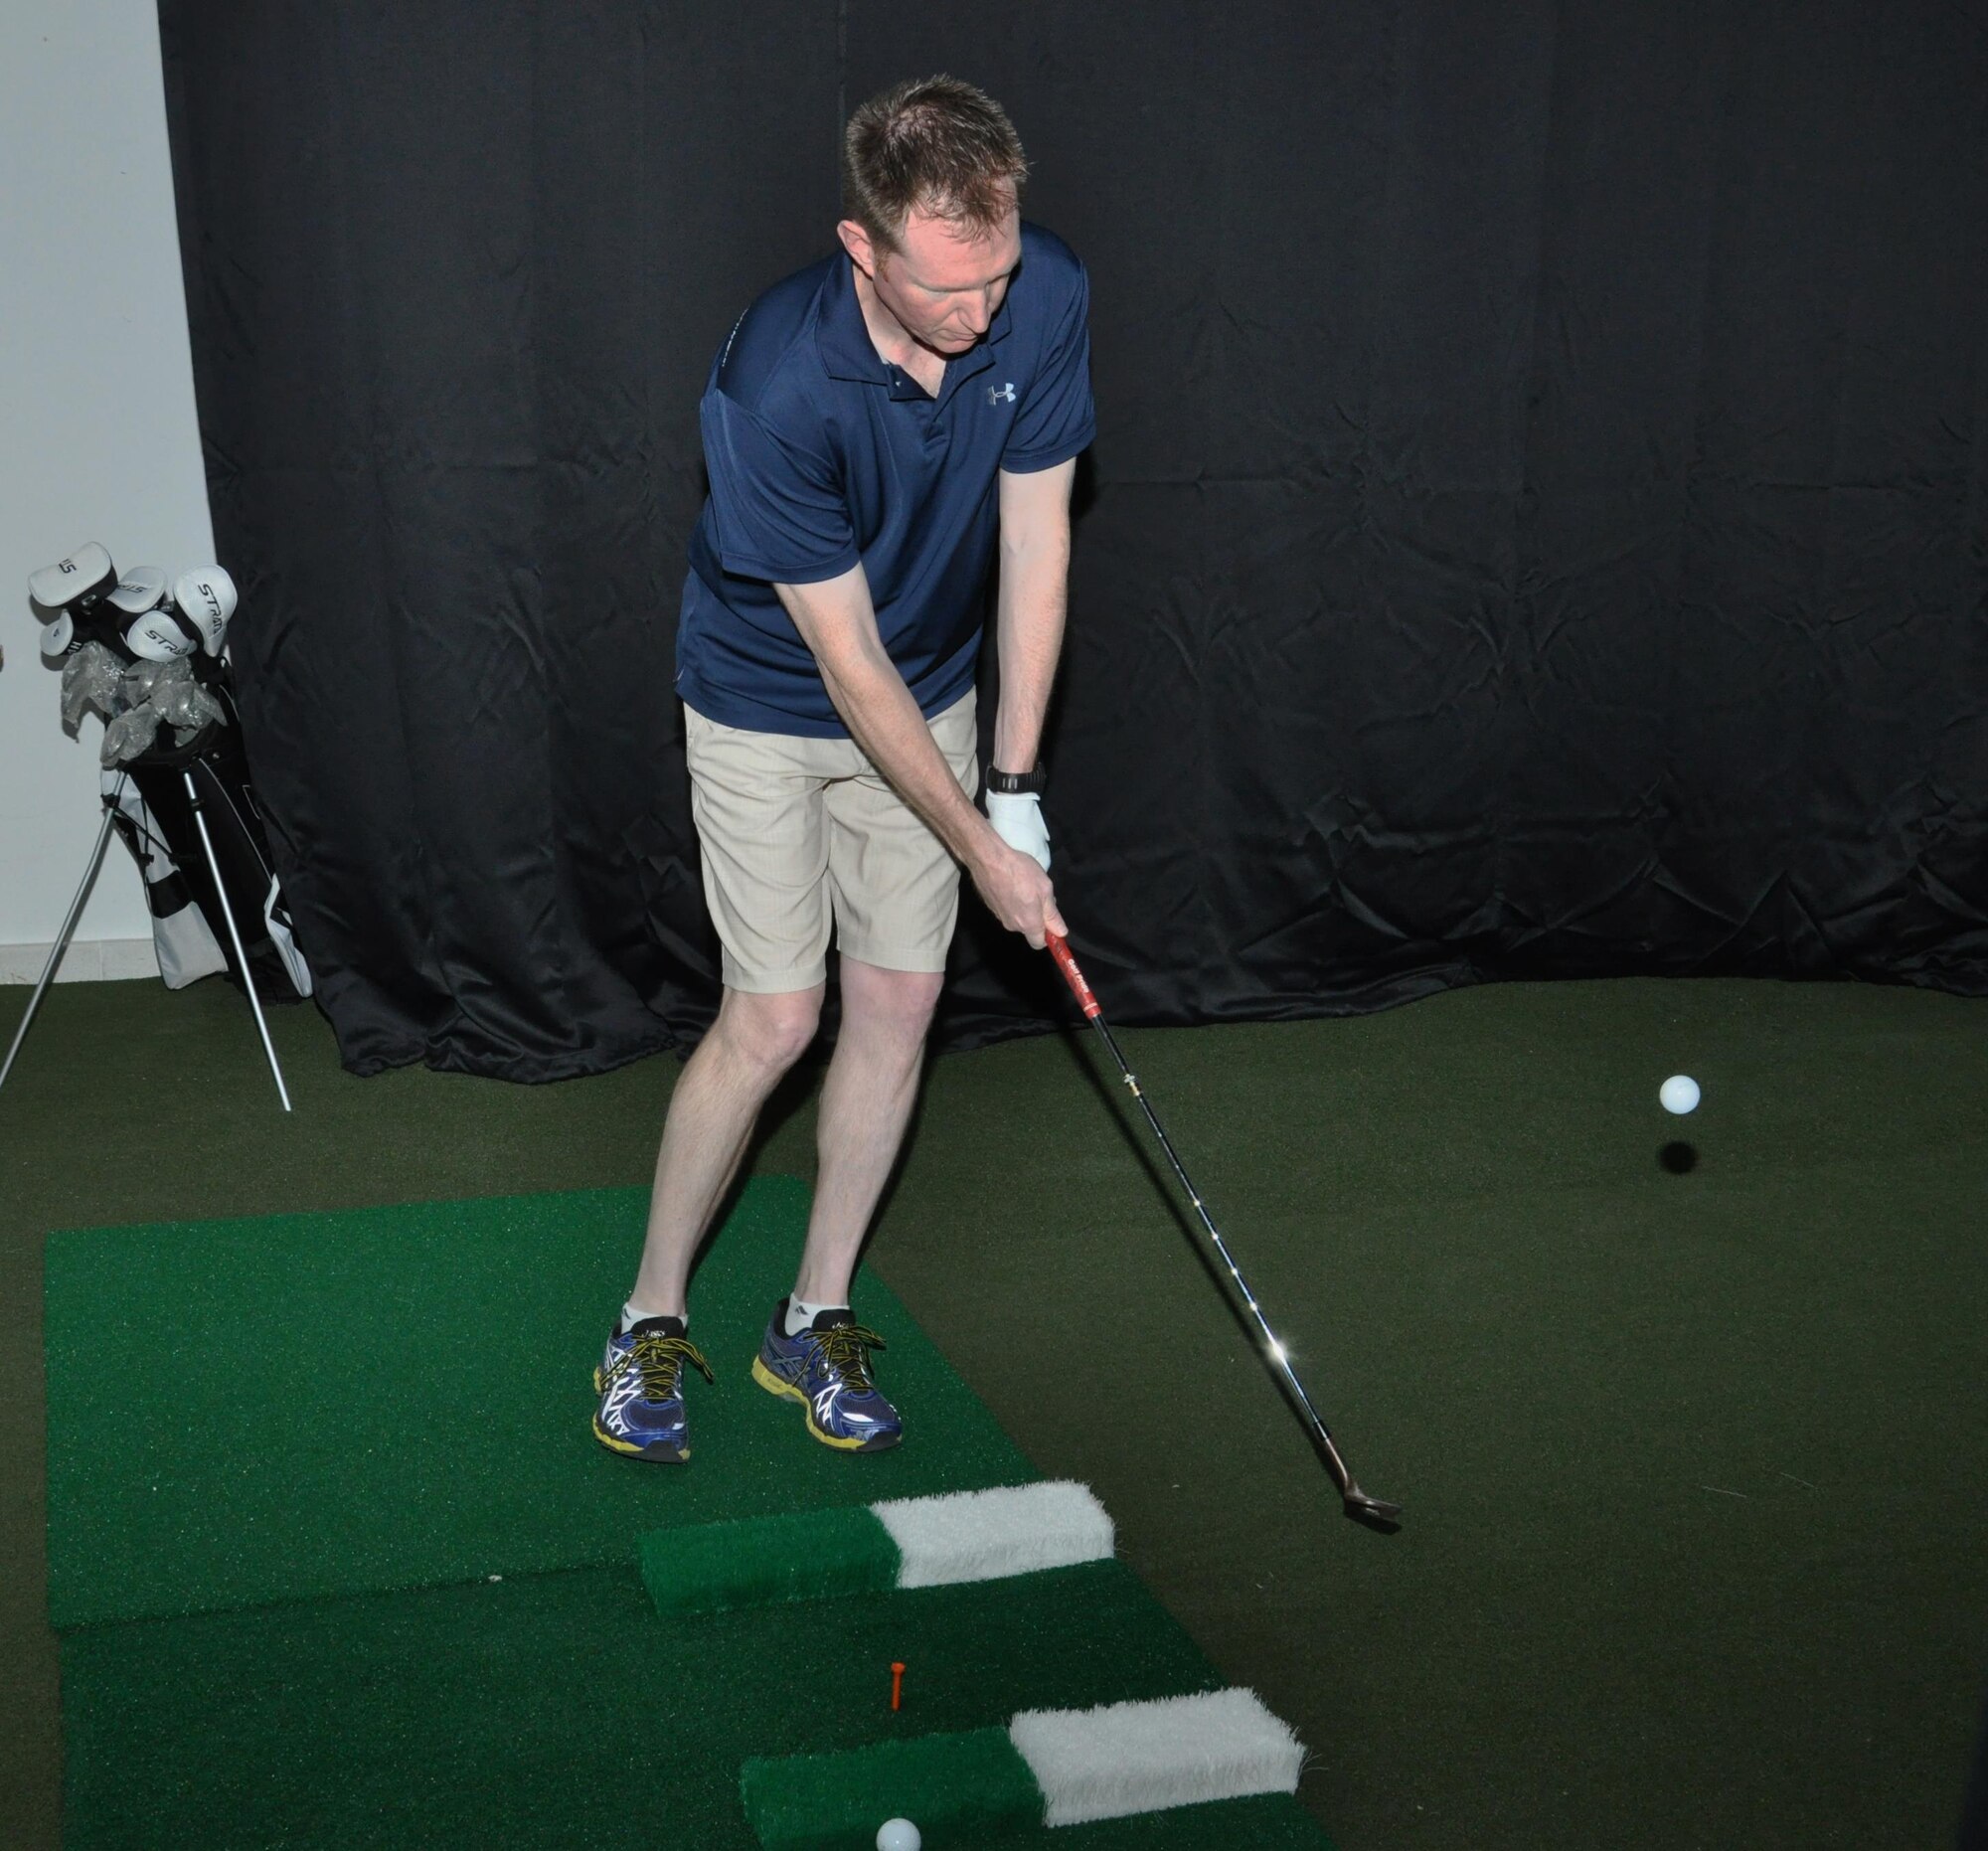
[869,976,1988,1850]
[44,1177,1032,1627]
[9,971,1988,1849]
[62,1561,1331,1849]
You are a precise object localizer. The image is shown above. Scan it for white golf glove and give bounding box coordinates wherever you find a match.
[986,789,1051,872]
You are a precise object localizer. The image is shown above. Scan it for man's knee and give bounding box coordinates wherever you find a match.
[843,963,945,1045]
[715,985,823,1076]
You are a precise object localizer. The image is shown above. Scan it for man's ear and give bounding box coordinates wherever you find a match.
[837,218,878,280]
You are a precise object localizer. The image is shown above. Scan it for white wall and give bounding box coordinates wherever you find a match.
[0,0,217,982]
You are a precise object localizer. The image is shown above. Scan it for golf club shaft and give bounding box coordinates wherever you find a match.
[1047,932,1380,1507]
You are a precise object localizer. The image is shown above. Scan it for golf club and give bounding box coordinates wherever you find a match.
[1047,931,1402,1528]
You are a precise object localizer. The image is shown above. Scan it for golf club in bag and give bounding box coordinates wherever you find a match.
[114,679,312,1007]
[103,772,233,990]
[6,545,310,1111]
[1047,932,1402,1528]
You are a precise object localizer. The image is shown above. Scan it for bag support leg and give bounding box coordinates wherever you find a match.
[0,799,120,1094]
[185,768,292,1113]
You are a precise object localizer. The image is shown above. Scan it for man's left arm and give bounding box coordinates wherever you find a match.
[992,457,1076,779]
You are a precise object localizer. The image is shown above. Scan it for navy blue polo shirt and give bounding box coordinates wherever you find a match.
[675,222,1094,738]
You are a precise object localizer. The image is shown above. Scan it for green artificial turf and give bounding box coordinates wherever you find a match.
[10,971,1988,1850]
[44,1176,1032,1628]
[741,1726,1044,1849]
[44,1163,1332,1847]
[61,1559,1333,1849]
[641,1502,902,1617]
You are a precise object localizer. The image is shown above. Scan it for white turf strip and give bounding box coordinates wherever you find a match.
[1007,1688,1305,1827]
[870,1480,1114,1591]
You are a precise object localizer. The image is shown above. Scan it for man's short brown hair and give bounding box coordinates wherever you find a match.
[841,75,1028,253]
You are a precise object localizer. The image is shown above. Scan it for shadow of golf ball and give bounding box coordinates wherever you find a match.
[1658,1140,1698,1175]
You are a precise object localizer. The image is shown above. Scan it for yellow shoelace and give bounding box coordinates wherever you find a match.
[804,1323,888,1392]
[628,1330,714,1402]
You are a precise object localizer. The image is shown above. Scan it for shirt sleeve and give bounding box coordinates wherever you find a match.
[699,388,860,585]
[1002,262,1096,473]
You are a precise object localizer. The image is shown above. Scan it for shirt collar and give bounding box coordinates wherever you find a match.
[815,254,891,384]
[936,297,1009,404]
[815,252,1014,402]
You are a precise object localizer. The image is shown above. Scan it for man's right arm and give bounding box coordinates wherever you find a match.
[773,565,1066,948]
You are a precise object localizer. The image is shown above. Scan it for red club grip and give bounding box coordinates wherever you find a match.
[1048,932,1101,1018]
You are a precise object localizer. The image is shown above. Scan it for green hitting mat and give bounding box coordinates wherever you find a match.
[44,1176,1034,1627]
[47,1175,1336,1847]
[63,1560,1332,1849]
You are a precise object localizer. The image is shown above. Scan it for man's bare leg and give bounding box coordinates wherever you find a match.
[792,958,945,1306]
[628,983,825,1318]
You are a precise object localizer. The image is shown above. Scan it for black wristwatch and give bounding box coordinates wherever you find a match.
[985,763,1048,795]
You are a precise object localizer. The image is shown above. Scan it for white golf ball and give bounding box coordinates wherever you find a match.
[1659,1074,1701,1115]
[876,1822,921,1851]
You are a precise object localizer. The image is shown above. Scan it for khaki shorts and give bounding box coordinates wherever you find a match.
[683,691,978,993]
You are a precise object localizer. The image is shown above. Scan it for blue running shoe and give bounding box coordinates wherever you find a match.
[750,1301,902,1451]
[592,1315,714,1462]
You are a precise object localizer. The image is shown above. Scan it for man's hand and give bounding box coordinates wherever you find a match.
[967,835,1066,948]
[985,789,1051,871]
[772,566,1067,951]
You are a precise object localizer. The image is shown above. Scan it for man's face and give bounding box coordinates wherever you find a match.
[850,200,1023,358]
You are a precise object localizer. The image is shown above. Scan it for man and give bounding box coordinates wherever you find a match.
[593,76,1092,1461]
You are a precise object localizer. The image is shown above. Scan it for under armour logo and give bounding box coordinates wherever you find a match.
[988,381,1016,405]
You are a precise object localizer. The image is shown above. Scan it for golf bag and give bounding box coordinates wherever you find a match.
[104,677,311,1002]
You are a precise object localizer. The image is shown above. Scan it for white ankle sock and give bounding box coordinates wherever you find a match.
[620,1300,684,1336]
[784,1296,848,1338]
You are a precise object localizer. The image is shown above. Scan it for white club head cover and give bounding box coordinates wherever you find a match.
[40,611,77,658]
[29,543,115,612]
[121,602,205,662]
[172,565,237,655]
[106,566,170,614]
[986,789,1052,871]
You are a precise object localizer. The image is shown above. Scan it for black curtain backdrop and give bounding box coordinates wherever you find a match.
[157,2,1988,1081]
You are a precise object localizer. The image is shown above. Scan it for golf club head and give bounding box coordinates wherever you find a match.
[172,565,237,655]
[121,600,204,661]
[29,543,115,613]
[1341,1484,1403,1530]
[105,566,170,615]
